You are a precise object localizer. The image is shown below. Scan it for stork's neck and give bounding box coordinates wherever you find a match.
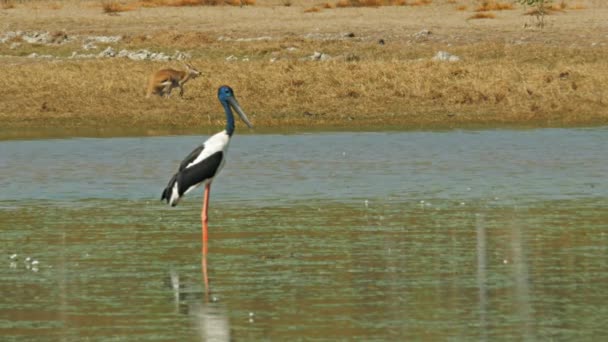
[222,101,235,136]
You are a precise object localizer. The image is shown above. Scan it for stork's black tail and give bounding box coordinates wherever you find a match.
[161,174,178,206]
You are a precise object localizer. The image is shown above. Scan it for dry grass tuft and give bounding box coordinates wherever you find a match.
[550,1,567,11]
[167,0,209,6]
[469,12,496,19]
[101,0,135,13]
[304,6,321,12]
[524,8,555,16]
[134,0,256,8]
[408,0,432,6]
[1,0,16,9]
[335,0,349,7]
[335,0,382,7]
[323,2,335,9]
[46,2,63,10]
[570,2,586,10]
[475,1,513,12]
[335,0,407,7]
[456,5,467,11]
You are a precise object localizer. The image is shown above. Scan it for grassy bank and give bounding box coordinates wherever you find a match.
[1,1,607,134]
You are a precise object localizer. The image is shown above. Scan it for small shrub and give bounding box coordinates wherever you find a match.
[518,0,550,27]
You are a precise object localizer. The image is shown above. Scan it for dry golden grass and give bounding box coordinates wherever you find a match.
[2,42,607,131]
[475,1,513,12]
[456,4,467,11]
[469,11,496,19]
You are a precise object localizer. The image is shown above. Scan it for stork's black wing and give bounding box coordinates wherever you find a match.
[161,151,224,205]
[177,151,224,193]
[178,144,205,171]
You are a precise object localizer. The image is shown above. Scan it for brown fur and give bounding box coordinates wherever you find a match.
[146,62,201,98]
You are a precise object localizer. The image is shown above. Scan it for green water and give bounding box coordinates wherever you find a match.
[1,129,607,340]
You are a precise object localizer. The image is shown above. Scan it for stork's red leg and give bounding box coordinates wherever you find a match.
[202,183,210,245]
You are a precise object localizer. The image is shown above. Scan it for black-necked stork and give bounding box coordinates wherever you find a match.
[161,85,253,250]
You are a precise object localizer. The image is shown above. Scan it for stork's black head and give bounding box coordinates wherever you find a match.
[217,85,235,102]
[217,85,253,129]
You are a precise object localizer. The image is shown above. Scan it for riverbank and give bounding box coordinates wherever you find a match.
[1,0,607,136]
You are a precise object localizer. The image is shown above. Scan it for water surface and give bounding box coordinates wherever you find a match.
[1,128,607,340]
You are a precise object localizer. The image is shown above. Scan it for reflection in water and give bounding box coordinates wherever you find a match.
[169,269,230,342]
[475,214,488,342]
[510,217,534,341]
[191,302,231,342]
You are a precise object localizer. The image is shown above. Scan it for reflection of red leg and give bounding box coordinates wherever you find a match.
[202,248,209,302]
[201,183,211,298]
[202,183,210,245]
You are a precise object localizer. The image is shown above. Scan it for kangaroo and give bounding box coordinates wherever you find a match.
[146,62,201,98]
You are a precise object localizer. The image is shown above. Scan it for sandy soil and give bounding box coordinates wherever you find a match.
[1,1,606,46]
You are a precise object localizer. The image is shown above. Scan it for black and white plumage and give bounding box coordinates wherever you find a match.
[161,85,253,207]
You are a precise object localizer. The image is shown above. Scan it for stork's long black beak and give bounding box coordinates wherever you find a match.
[227,97,253,129]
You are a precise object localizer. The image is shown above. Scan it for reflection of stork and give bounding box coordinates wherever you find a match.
[169,270,231,342]
[161,86,253,286]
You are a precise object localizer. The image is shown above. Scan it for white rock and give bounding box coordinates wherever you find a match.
[82,42,98,50]
[27,53,53,59]
[414,29,432,39]
[85,35,122,44]
[98,46,116,58]
[432,51,460,62]
[310,51,331,61]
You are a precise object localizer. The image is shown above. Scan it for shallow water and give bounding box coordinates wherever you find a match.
[1,128,607,340]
